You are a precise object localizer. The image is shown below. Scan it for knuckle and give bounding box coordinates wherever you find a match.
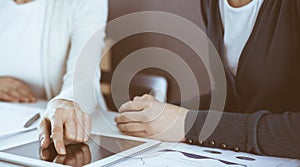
[117,124,122,130]
[51,126,63,134]
[49,114,56,121]
[69,101,78,108]
[114,116,118,122]
[133,96,141,101]
[146,130,153,136]
[66,110,76,121]
[49,113,58,120]
[118,124,123,130]
[118,124,127,131]
[53,108,63,116]
[142,94,148,98]
[75,131,84,142]
[66,133,76,141]
[115,116,122,123]
[128,101,135,107]
[142,94,151,100]
[119,103,126,109]
[146,124,154,136]
[83,136,89,142]
[122,114,131,121]
[76,137,83,143]
[134,101,142,108]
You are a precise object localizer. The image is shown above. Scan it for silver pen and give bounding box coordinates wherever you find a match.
[23,113,40,128]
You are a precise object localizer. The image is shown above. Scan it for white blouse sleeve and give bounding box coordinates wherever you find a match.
[52,0,108,113]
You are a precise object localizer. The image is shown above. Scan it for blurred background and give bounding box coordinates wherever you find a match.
[100,0,211,111]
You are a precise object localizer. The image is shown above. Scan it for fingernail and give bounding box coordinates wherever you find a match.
[60,147,66,154]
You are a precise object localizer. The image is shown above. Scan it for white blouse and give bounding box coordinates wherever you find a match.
[219,0,264,75]
[0,0,47,99]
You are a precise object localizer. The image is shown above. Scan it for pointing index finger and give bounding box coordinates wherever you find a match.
[51,116,66,155]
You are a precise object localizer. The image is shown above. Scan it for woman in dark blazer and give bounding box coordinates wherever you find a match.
[115,0,300,159]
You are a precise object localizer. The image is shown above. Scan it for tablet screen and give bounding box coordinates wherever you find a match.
[2,134,144,166]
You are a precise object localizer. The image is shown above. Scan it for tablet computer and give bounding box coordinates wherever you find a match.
[0,133,160,167]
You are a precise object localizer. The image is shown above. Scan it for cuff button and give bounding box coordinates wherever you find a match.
[209,140,216,146]
[233,146,240,152]
[221,143,227,149]
[187,139,193,144]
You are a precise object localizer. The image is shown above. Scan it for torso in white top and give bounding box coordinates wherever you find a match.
[219,0,264,75]
[0,0,47,99]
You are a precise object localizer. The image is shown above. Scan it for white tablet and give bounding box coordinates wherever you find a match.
[0,133,161,167]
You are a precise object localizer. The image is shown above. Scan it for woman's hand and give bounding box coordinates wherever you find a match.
[115,94,189,142]
[38,99,91,155]
[0,76,36,103]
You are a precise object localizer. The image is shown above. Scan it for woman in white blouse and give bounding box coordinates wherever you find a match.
[0,0,108,155]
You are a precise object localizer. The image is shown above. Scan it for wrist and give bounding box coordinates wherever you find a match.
[47,99,80,111]
[168,104,189,142]
[179,107,189,142]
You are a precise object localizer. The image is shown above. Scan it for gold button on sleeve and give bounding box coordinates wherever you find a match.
[209,140,216,146]
[233,146,240,152]
[220,143,227,149]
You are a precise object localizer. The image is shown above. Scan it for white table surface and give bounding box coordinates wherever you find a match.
[0,102,299,167]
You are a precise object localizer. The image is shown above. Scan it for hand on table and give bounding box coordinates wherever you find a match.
[40,143,91,167]
[0,76,36,103]
[38,99,91,155]
[115,94,189,142]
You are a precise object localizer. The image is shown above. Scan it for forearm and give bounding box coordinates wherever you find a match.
[185,110,300,159]
[257,112,300,159]
[52,0,108,113]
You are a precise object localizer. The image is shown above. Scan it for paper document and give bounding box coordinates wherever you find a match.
[0,102,45,138]
[111,142,300,167]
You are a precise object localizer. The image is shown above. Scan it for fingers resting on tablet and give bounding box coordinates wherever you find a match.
[38,99,91,155]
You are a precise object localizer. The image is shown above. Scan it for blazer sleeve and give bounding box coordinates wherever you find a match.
[298,1,300,19]
[185,110,300,159]
[52,0,108,113]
